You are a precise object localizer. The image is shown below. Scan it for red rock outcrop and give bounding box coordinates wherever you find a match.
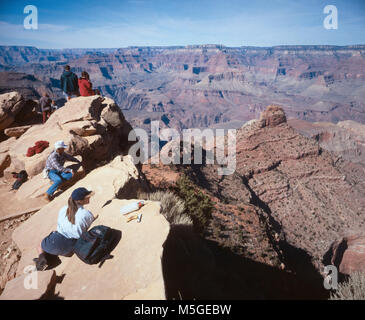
[327,235,365,276]
[143,105,365,274]
[259,105,287,128]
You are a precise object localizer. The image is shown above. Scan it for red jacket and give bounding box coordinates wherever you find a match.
[78,78,94,97]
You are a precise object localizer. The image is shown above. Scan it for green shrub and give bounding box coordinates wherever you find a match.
[330,272,365,300]
[175,174,213,233]
[138,190,193,225]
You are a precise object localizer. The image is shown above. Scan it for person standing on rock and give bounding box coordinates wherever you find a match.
[60,65,79,100]
[44,141,82,201]
[39,92,52,123]
[51,100,59,112]
[34,187,97,271]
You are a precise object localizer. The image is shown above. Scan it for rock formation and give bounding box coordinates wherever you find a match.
[259,105,287,128]
[326,235,365,276]
[1,45,365,132]
[0,92,25,132]
[143,105,365,276]
[1,84,365,299]
[1,155,169,300]
[1,94,134,179]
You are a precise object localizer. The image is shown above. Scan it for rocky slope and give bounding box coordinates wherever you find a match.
[0,92,168,299]
[289,118,365,212]
[1,156,169,300]
[0,93,134,178]
[143,105,365,279]
[1,45,365,132]
[289,119,365,165]
[1,89,365,299]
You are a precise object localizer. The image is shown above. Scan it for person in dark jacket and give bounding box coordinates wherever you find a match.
[60,65,79,100]
[78,71,95,97]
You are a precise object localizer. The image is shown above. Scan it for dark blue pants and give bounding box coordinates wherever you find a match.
[41,231,77,257]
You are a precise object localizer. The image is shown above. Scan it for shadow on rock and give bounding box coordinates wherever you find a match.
[162,225,330,300]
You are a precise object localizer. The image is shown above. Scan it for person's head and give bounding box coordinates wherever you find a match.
[51,100,56,104]
[42,92,49,97]
[66,187,94,224]
[64,65,71,71]
[81,71,89,80]
[54,140,67,154]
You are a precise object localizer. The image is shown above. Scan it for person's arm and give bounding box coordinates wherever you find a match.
[64,153,81,164]
[48,153,72,173]
[60,74,64,90]
[87,81,94,95]
[83,210,98,231]
[73,74,79,90]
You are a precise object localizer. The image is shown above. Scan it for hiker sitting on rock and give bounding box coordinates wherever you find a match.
[34,187,97,271]
[44,141,82,201]
[78,71,100,97]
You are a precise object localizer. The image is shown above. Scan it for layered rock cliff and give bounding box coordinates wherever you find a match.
[143,105,365,278]
[1,45,365,132]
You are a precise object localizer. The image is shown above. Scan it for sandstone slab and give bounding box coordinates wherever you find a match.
[1,95,134,177]
[9,155,168,300]
[0,270,56,300]
[4,125,32,138]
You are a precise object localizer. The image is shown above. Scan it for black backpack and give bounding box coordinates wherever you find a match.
[11,170,28,190]
[73,225,121,267]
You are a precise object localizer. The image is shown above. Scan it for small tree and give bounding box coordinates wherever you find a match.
[175,174,213,233]
[138,191,192,225]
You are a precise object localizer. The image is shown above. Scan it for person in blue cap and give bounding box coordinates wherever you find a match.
[34,187,98,271]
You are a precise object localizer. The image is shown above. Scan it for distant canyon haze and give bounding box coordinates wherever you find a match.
[0,44,365,132]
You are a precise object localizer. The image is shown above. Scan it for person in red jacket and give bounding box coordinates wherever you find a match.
[78,71,100,97]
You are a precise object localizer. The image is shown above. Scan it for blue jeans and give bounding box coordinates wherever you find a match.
[41,231,77,257]
[47,170,72,196]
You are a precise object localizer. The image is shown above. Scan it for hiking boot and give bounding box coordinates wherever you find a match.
[33,253,48,271]
[43,193,52,202]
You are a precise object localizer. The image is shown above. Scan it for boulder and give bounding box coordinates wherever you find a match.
[101,102,123,128]
[4,125,32,138]
[0,92,25,131]
[0,270,56,300]
[1,95,134,177]
[0,153,10,176]
[61,121,98,137]
[328,235,365,275]
[8,155,168,300]
[0,137,16,176]
[259,105,287,128]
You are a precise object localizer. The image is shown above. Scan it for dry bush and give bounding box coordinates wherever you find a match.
[138,191,193,225]
[330,272,365,300]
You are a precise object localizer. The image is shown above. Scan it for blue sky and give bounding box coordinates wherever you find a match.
[0,0,364,48]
